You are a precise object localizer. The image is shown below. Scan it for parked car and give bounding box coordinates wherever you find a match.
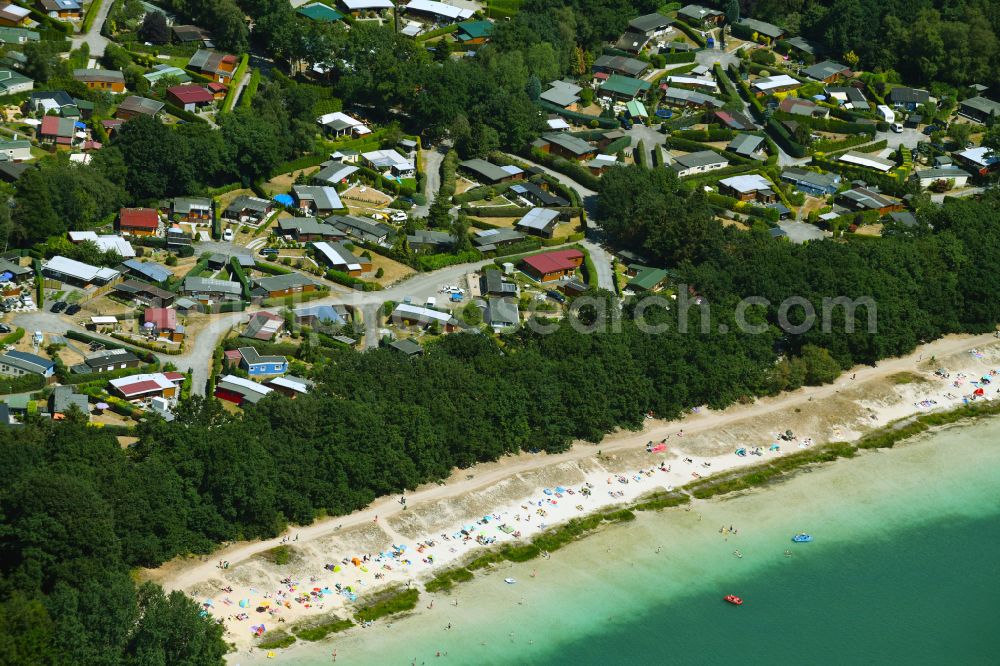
[923,125,940,135]
[0,324,10,333]
[259,248,279,256]
[222,228,234,241]
[50,301,67,313]
[890,123,904,133]
[65,304,81,315]
[546,290,566,304]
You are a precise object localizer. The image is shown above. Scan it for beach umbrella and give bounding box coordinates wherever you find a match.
[333,565,341,572]
[239,599,250,608]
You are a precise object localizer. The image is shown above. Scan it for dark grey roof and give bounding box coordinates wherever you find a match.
[737,17,784,39]
[85,348,140,368]
[888,87,930,104]
[511,182,569,207]
[781,167,841,190]
[886,211,918,227]
[677,4,721,22]
[627,13,672,33]
[172,197,212,213]
[840,187,895,210]
[50,386,89,415]
[541,132,594,156]
[472,228,525,249]
[407,230,455,247]
[326,214,393,241]
[254,272,321,292]
[238,346,286,366]
[802,60,849,81]
[183,275,242,296]
[662,87,724,108]
[122,259,171,283]
[226,195,271,215]
[726,134,765,156]
[672,150,728,169]
[593,54,648,77]
[785,36,818,55]
[389,338,423,356]
[293,184,343,210]
[486,297,519,327]
[960,96,1000,117]
[459,158,523,183]
[118,95,164,115]
[277,216,339,237]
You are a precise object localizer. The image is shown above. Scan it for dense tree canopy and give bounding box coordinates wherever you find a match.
[734,0,1000,88]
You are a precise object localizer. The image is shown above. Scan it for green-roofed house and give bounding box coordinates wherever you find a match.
[625,99,648,119]
[0,138,31,162]
[0,27,39,45]
[455,20,493,45]
[72,98,94,119]
[598,74,651,101]
[625,266,668,294]
[297,2,343,21]
[0,68,32,95]
[144,65,192,85]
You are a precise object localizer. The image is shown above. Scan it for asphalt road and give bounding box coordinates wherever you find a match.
[71,0,112,57]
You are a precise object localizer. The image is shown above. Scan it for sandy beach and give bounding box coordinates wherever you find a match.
[140,332,1000,658]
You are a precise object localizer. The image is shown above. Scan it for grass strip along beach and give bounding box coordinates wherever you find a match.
[145,335,1000,660]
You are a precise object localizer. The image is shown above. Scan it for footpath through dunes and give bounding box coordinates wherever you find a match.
[144,332,1000,653]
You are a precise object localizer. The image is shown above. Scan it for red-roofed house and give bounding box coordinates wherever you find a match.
[224,349,243,368]
[144,307,184,342]
[119,208,159,236]
[167,84,214,112]
[109,372,183,401]
[520,249,584,282]
[206,81,227,100]
[39,115,77,146]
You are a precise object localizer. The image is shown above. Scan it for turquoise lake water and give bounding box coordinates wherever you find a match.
[253,417,1000,666]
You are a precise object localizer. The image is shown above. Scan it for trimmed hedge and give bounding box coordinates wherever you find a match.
[772,111,877,136]
[671,19,706,47]
[63,362,161,386]
[674,127,735,142]
[415,24,458,41]
[452,183,514,205]
[0,373,44,395]
[661,50,696,64]
[325,269,381,291]
[1,327,25,345]
[222,54,250,112]
[228,256,252,300]
[526,148,601,191]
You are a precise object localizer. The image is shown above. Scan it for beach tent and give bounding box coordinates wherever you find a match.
[239,599,250,608]
[351,557,361,566]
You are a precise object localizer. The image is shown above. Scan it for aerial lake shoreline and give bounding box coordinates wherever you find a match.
[238,404,1000,664]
